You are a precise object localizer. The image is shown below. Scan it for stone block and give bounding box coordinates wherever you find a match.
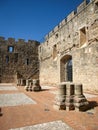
[77,0,87,13]
[67,11,75,22]
[54,83,66,110]
[33,79,41,91]
[8,37,15,43]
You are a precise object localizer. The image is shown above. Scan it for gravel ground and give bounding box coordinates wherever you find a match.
[0,86,18,90]
[0,93,36,107]
[10,120,74,130]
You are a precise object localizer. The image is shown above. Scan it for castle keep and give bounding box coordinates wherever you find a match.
[0,0,98,92]
[39,0,98,91]
[0,37,40,83]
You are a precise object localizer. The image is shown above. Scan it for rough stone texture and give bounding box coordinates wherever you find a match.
[0,38,40,83]
[0,84,98,130]
[54,82,89,111]
[25,79,41,91]
[54,83,66,110]
[73,42,98,91]
[0,0,98,93]
[32,79,41,91]
[39,0,98,91]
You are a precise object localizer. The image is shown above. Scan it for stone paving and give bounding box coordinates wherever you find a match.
[0,86,18,91]
[0,84,98,130]
[0,93,36,107]
[10,120,73,130]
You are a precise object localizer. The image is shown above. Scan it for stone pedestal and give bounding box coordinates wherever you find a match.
[25,79,41,91]
[25,79,29,91]
[20,79,23,86]
[17,79,20,86]
[17,78,21,86]
[54,82,66,110]
[65,82,75,111]
[54,82,89,112]
[26,79,29,87]
[17,78,26,86]
[33,79,41,91]
[74,84,89,111]
[25,79,33,91]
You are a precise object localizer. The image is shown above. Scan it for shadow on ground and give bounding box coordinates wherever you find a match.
[88,101,98,109]
[80,101,98,112]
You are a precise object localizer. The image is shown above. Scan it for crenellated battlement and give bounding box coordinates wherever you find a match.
[45,0,94,40]
[39,0,98,92]
[0,36,5,41]
[77,0,88,13]
[8,38,15,43]
[0,38,39,83]
[0,36,39,45]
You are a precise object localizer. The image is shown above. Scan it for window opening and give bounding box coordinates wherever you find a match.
[66,59,73,81]
[60,55,73,82]
[53,44,57,59]
[80,27,86,47]
[8,46,14,52]
[26,58,29,65]
[55,33,58,39]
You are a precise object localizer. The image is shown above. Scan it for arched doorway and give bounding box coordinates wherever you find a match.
[60,55,73,82]
[66,59,72,81]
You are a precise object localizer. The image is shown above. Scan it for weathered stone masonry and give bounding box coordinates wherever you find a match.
[0,0,98,92]
[0,37,40,83]
[39,0,98,91]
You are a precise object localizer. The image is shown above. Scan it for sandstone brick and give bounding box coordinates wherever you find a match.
[39,0,98,92]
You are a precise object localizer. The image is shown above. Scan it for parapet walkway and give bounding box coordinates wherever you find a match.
[0,84,98,130]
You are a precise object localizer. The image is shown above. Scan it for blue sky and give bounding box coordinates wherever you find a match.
[0,0,84,42]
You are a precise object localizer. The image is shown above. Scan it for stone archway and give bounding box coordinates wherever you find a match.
[60,55,73,82]
[66,58,72,81]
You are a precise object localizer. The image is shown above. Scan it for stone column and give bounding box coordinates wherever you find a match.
[75,83,83,96]
[54,82,66,110]
[17,78,21,86]
[26,79,29,87]
[25,79,29,90]
[28,79,33,91]
[16,79,19,86]
[33,79,41,91]
[25,79,33,91]
[17,79,19,86]
[74,83,89,111]
[20,79,23,86]
[65,82,75,111]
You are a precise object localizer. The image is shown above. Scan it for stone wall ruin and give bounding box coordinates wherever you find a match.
[39,0,98,91]
[0,0,98,92]
[0,37,40,83]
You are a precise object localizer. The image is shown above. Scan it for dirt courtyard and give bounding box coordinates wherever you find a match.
[0,83,98,130]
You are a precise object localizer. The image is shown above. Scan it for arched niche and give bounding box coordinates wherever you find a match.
[60,55,73,82]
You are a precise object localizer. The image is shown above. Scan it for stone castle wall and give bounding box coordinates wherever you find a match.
[0,0,98,91]
[73,41,98,91]
[0,37,40,83]
[39,0,98,91]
